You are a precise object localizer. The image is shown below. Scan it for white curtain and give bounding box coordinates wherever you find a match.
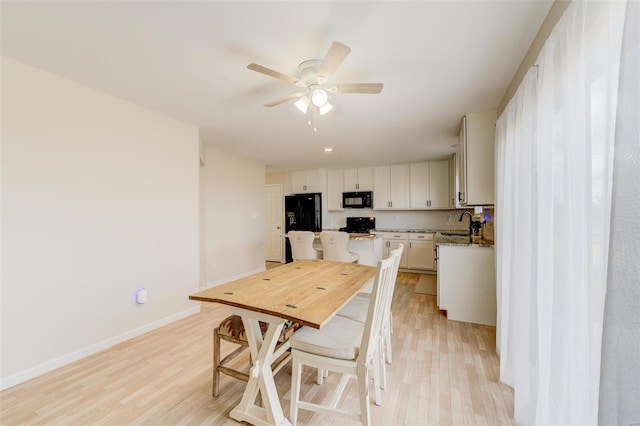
[599,0,640,423]
[495,1,627,424]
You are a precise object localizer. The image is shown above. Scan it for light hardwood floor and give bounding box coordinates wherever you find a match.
[0,265,515,425]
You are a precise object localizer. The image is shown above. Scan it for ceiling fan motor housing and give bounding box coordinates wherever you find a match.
[297,59,323,85]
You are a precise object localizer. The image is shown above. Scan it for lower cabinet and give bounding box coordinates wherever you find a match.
[377,232,435,271]
[437,245,496,326]
[380,233,408,269]
[407,234,435,270]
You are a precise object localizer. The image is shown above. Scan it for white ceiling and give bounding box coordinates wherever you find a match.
[1,1,553,171]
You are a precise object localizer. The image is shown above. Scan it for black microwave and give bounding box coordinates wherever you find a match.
[342,191,373,209]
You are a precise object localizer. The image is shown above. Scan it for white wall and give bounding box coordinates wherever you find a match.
[0,58,200,389]
[204,148,266,286]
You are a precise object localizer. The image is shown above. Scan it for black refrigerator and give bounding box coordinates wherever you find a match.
[284,193,322,262]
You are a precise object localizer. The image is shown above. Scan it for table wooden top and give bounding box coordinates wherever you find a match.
[189,260,376,329]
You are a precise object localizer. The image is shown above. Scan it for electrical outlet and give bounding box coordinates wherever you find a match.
[136,288,148,304]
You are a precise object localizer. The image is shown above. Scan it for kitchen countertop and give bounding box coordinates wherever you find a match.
[436,236,494,248]
[373,229,494,247]
[317,229,495,246]
[311,230,378,240]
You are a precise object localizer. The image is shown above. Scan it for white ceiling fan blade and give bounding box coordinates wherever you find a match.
[247,63,299,85]
[263,92,306,107]
[317,42,351,83]
[334,83,384,94]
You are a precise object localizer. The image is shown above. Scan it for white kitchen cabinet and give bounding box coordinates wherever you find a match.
[373,164,409,210]
[449,155,458,209]
[437,245,496,326]
[377,232,409,269]
[409,161,450,209]
[457,110,496,206]
[407,233,435,270]
[326,169,344,211]
[290,169,323,194]
[343,167,372,191]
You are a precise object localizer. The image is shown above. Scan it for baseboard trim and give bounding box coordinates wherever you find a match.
[0,305,201,391]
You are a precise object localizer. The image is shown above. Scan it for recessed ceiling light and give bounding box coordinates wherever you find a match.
[324,148,333,152]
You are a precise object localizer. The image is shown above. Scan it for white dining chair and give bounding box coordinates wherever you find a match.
[289,254,396,426]
[319,231,358,263]
[288,230,321,260]
[336,244,403,391]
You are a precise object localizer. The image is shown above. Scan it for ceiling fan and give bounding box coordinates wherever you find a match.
[247,42,383,115]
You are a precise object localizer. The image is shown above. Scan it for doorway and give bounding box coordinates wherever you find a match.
[265,184,283,262]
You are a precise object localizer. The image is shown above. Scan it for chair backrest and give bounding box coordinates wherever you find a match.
[288,231,319,260]
[358,254,396,366]
[319,231,353,262]
[382,243,404,324]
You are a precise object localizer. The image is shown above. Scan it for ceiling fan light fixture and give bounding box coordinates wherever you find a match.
[319,102,334,116]
[294,96,310,114]
[311,88,328,107]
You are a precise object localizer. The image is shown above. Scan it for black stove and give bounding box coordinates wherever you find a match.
[339,217,375,234]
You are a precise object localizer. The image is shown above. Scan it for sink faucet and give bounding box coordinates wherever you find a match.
[459,211,473,238]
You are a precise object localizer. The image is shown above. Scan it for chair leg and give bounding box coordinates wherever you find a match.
[316,368,329,384]
[290,355,302,426]
[212,327,221,397]
[357,362,371,426]
[385,318,393,364]
[380,337,388,390]
[372,347,382,406]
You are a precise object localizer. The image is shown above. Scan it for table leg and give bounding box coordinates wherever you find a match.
[229,307,292,426]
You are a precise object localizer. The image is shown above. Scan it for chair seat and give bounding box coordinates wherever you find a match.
[336,296,369,323]
[289,316,363,360]
[359,281,373,295]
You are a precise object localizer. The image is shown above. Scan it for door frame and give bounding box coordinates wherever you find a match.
[265,184,284,263]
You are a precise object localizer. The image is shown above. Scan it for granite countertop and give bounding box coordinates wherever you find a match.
[317,229,495,245]
[374,228,441,233]
[316,230,377,240]
[435,235,495,248]
[372,229,494,247]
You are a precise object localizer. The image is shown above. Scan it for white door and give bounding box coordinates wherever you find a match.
[265,184,283,262]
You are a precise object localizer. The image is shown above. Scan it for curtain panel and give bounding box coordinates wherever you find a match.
[599,0,640,424]
[495,1,627,424]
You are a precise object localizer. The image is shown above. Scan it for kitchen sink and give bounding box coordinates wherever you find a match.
[439,232,469,237]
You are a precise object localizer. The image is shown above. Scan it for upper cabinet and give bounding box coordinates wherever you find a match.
[290,169,324,194]
[343,167,372,191]
[409,160,450,209]
[373,164,409,210]
[326,169,344,211]
[457,110,496,206]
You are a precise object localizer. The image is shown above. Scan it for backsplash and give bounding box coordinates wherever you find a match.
[326,208,494,234]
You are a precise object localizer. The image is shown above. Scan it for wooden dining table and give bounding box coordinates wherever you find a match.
[189,259,377,426]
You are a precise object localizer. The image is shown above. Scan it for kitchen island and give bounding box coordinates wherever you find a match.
[285,231,383,267]
[313,232,382,267]
[436,233,496,326]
